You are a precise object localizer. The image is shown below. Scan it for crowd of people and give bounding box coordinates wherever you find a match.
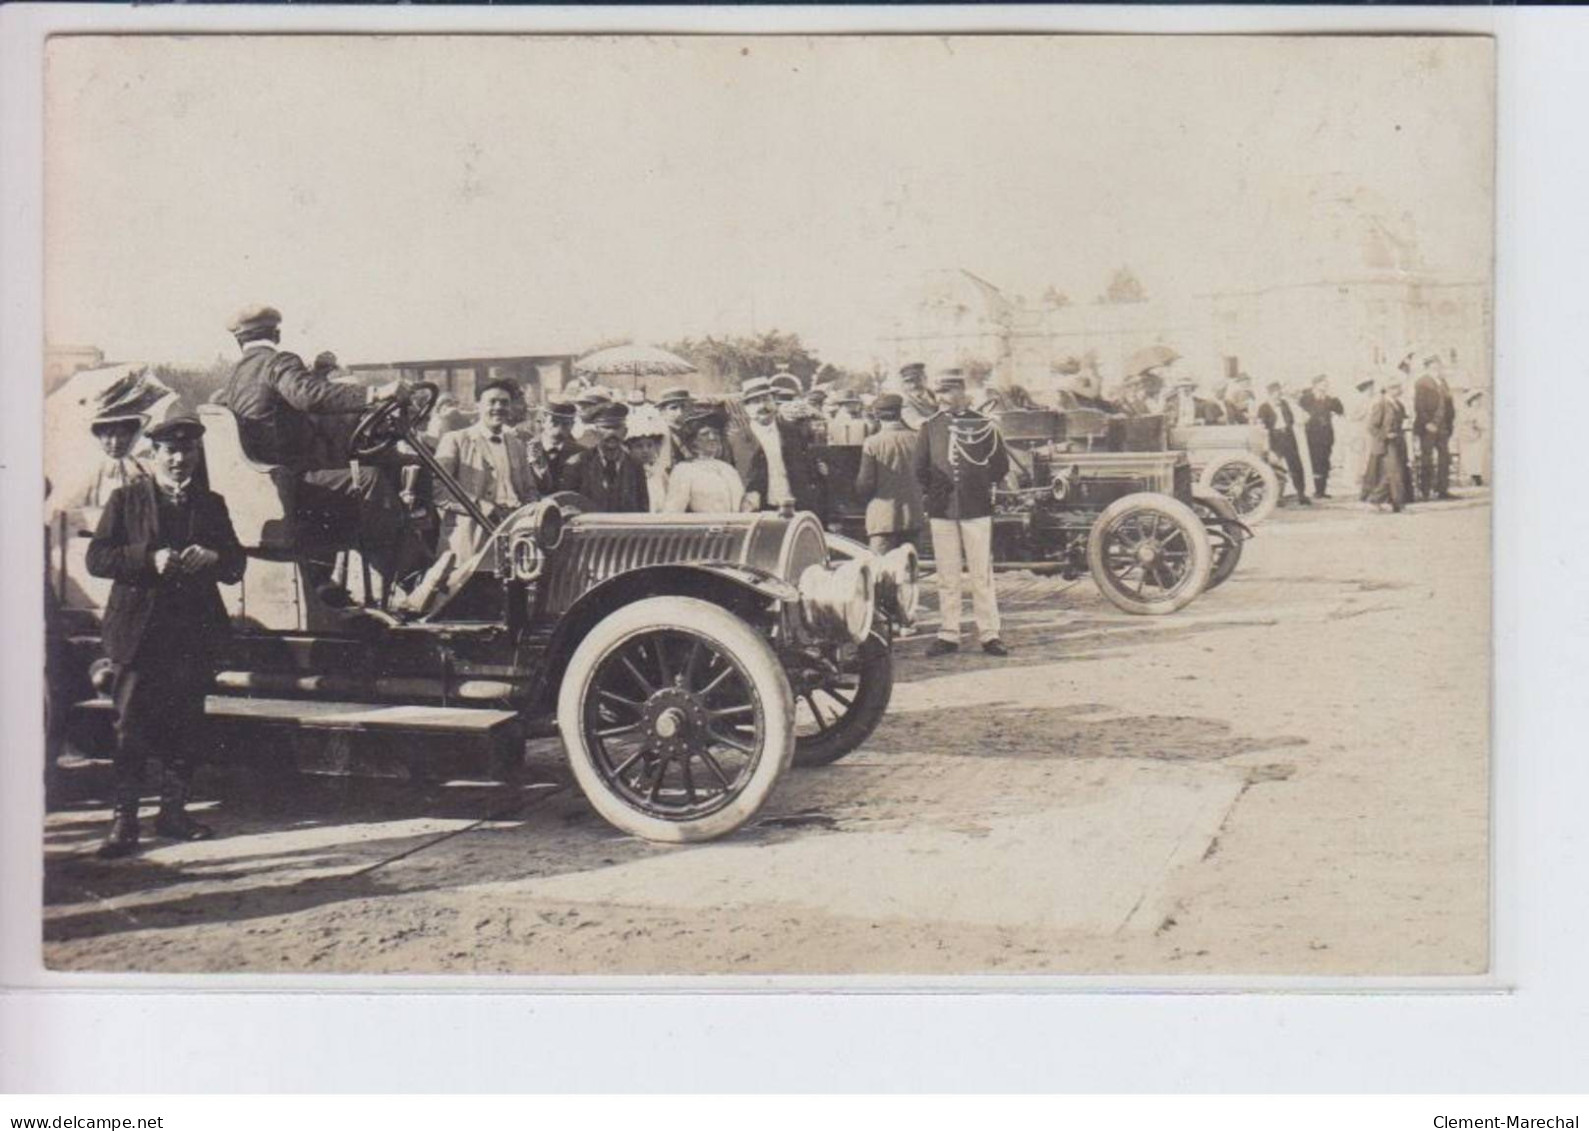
[54,303,1489,858]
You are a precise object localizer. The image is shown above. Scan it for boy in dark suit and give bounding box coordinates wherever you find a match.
[87,406,247,858]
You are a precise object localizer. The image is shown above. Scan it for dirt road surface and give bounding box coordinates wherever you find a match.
[41,495,1490,976]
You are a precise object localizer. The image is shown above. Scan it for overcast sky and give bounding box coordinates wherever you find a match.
[44,34,1493,368]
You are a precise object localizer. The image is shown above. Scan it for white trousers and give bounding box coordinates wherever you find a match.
[929,516,1001,642]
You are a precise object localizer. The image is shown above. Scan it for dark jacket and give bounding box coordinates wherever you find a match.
[1164,392,1226,427]
[856,422,923,536]
[912,409,1010,522]
[1257,399,1299,438]
[1413,374,1456,438]
[216,344,370,468]
[1298,390,1345,438]
[86,478,246,666]
[558,446,648,513]
[743,417,824,513]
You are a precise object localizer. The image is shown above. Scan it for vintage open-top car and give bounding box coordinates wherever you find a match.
[817,404,1249,617]
[45,385,916,843]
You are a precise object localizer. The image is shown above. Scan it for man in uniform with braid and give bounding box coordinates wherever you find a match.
[912,368,1011,657]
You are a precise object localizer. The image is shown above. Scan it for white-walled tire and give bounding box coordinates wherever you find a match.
[557,596,793,843]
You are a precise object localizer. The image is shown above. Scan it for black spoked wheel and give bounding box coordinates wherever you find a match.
[1200,453,1280,525]
[792,632,894,768]
[1189,494,1246,591]
[558,596,792,842]
[1087,493,1213,616]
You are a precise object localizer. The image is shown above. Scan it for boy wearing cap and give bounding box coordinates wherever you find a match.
[86,407,247,857]
[1257,381,1311,506]
[913,370,1010,657]
[558,402,647,513]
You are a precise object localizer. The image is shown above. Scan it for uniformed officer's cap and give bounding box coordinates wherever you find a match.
[543,398,578,421]
[873,393,904,418]
[588,402,630,428]
[770,373,803,399]
[227,304,282,336]
[898,362,927,385]
[655,386,692,408]
[740,376,775,402]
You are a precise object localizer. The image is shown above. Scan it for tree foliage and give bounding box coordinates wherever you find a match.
[662,330,822,392]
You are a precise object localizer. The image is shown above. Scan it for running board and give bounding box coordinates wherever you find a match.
[73,695,519,737]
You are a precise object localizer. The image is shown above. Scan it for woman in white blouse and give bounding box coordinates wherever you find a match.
[662,408,751,514]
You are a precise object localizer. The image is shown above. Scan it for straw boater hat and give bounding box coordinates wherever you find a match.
[740,376,775,402]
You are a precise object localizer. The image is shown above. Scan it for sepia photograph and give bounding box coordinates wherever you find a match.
[36,32,1494,978]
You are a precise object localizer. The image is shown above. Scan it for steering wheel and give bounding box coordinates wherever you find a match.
[348,381,439,460]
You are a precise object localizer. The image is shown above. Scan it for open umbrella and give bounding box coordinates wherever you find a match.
[573,344,697,393]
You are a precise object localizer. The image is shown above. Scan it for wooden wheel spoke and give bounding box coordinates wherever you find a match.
[818,686,855,711]
[802,693,832,734]
[708,728,755,754]
[694,749,733,789]
[598,688,645,713]
[595,721,645,740]
[618,652,656,697]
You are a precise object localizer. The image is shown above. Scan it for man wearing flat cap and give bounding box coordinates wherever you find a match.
[855,393,923,556]
[558,401,647,512]
[87,405,247,858]
[525,398,579,495]
[214,304,411,587]
[897,362,939,431]
[913,369,1011,657]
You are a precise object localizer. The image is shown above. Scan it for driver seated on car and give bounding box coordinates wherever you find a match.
[431,379,540,562]
[212,304,417,596]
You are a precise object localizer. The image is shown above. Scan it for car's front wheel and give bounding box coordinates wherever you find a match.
[558,596,793,843]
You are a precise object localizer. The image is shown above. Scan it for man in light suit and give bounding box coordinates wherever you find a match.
[432,379,539,561]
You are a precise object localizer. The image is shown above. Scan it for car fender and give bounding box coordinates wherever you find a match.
[1190,489,1254,539]
[531,561,797,711]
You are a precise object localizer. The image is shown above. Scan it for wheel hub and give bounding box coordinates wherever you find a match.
[642,686,710,759]
[1136,542,1159,565]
